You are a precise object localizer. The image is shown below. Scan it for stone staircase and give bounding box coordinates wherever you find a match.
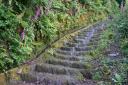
[9,21,107,85]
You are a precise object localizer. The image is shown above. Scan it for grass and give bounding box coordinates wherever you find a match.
[87,25,114,59]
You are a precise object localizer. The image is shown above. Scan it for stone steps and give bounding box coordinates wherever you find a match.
[35,63,82,76]
[60,46,74,51]
[55,49,90,56]
[72,38,87,44]
[55,49,73,55]
[45,58,88,69]
[75,47,92,51]
[64,42,78,47]
[75,35,87,39]
[58,46,93,54]
[15,73,82,85]
[9,21,107,85]
[54,52,92,62]
[54,52,83,61]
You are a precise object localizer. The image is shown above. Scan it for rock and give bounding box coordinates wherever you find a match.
[108,53,119,57]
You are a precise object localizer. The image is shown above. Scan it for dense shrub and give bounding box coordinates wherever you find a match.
[0,5,33,72]
[112,7,128,57]
[117,11,128,38]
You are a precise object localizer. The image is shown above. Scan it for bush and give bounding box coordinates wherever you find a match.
[0,5,33,72]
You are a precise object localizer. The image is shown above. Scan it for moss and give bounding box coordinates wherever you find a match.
[88,26,114,59]
[76,72,84,81]
[93,71,102,80]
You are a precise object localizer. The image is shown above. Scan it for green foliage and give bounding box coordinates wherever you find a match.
[122,42,128,57]
[79,0,90,5]
[38,15,57,43]
[0,0,119,73]
[11,0,26,14]
[111,7,128,57]
[116,13,128,38]
[93,72,102,80]
[52,0,67,11]
[111,62,128,85]
[0,5,34,73]
[108,5,128,84]
[112,73,123,85]
[0,5,19,72]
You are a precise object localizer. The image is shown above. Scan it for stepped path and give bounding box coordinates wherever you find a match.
[9,21,107,85]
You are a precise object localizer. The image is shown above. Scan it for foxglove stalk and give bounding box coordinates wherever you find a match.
[20,30,25,41]
[32,6,41,20]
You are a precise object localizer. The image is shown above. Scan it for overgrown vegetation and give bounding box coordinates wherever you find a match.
[115,10,128,57]
[110,6,128,84]
[0,0,119,73]
[90,2,128,84]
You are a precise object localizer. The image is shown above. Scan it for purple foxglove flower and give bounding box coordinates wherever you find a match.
[32,6,41,20]
[20,31,25,41]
